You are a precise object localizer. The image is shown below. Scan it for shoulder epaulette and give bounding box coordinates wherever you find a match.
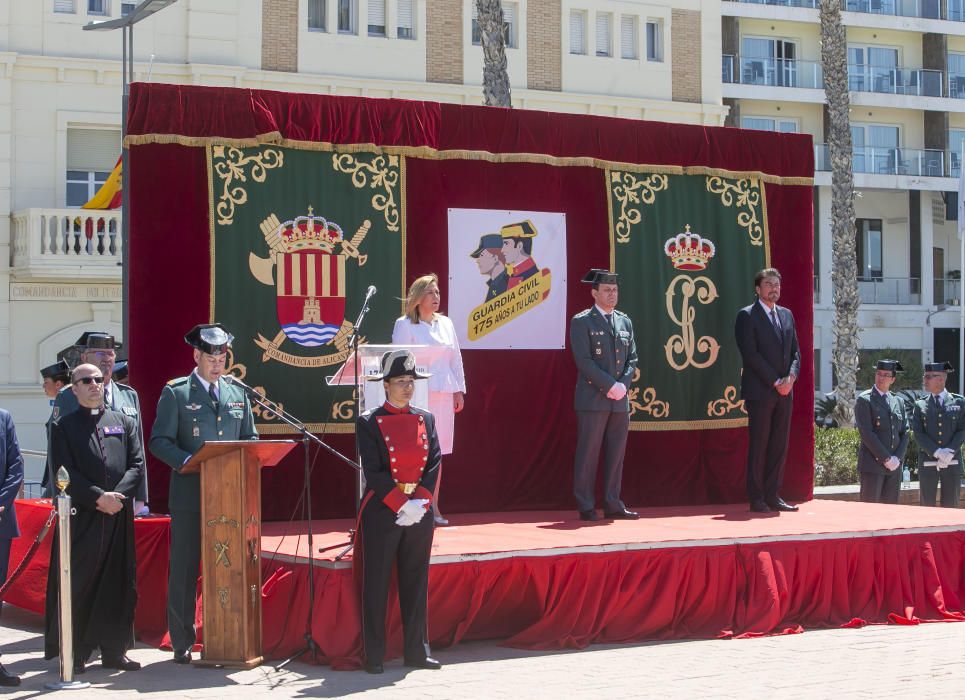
[573,309,591,319]
[166,376,190,387]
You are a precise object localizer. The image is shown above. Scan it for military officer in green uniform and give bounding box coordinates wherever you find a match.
[570,269,639,522]
[149,323,257,664]
[911,361,965,508]
[854,359,909,504]
[45,333,148,509]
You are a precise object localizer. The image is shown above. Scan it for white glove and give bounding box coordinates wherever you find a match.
[607,382,627,401]
[884,456,900,472]
[396,498,429,527]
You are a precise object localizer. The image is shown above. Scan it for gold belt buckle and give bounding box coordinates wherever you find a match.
[397,482,417,495]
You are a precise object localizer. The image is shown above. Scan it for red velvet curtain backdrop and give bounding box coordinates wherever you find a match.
[127,84,815,520]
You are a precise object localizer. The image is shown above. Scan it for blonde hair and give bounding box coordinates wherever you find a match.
[404,273,440,323]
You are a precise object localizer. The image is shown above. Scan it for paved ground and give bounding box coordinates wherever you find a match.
[2,605,964,699]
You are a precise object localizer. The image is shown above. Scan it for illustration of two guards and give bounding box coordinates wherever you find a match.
[470,220,540,303]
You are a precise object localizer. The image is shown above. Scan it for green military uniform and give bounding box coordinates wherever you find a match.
[150,340,257,658]
[912,390,965,508]
[854,388,908,504]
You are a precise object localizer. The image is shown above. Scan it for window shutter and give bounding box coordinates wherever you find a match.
[596,13,611,56]
[54,0,75,11]
[569,11,585,54]
[368,0,385,27]
[67,129,121,172]
[620,16,636,59]
[398,0,414,33]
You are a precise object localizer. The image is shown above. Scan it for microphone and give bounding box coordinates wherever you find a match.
[224,374,263,400]
[365,285,377,301]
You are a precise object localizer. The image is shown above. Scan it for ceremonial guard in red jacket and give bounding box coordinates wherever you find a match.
[356,349,442,674]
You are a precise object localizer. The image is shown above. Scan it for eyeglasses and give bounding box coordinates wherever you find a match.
[76,376,105,385]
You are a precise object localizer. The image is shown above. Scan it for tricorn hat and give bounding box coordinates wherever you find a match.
[184,323,234,356]
[500,220,538,239]
[112,360,129,383]
[366,349,431,382]
[581,268,619,285]
[76,332,121,352]
[40,359,70,383]
[874,359,904,374]
[925,361,955,373]
[469,233,504,258]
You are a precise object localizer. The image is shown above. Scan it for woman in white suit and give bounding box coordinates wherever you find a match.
[392,273,466,525]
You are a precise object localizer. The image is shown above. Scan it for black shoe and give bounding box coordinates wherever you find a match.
[73,660,86,675]
[364,662,384,674]
[750,500,771,513]
[102,655,141,671]
[0,664,20,687]
[604,508,640,520]
[173,650,192,665]
[768,499,799,512]
[579,510,599,521]
[404,656,442,670]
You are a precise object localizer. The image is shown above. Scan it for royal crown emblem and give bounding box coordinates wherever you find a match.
[664,225,716,271]
[249,206,370,353]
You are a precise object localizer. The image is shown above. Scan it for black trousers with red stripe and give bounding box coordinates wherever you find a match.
[359,499,434,665]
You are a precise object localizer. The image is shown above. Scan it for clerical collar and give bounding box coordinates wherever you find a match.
[82,405,104,417]
[382,401,410,414]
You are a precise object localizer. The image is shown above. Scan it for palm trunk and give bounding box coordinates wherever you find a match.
[477,0,512,107]
[820,0,859,427]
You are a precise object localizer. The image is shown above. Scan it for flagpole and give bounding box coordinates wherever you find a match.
[959,140,964,388]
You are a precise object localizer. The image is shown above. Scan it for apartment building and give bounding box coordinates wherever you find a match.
[721,0,965,392]
[0,0,724,482]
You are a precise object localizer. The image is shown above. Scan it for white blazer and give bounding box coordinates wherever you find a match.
[392,315,467,395]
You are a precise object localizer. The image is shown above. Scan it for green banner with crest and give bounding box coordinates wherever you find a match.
[208,145,405,432]
[608,171,770,430]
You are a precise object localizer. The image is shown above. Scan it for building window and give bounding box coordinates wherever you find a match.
[66,128,121,208]
[368,0,385,36]
[308,0,326,30]
[950,129,965,176]
[646,20,663,62]
[338,0,356,34]
[949,52,965,98]
[472,2,517,49]
[595,13,612,57]
[569,10,586,55]
[620,15,637,60]
[54,0,75,12]
[856,218,883,279]
[741,116,799,133]
[88,0,108,15]
[121,1,135,15]
[397,0,415,39]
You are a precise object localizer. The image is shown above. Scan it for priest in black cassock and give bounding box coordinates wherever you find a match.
[44,363,144,674]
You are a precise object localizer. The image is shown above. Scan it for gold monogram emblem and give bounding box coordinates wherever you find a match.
[664,275,720,371]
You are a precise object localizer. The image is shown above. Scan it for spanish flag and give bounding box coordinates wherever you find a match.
[82,156,122,210]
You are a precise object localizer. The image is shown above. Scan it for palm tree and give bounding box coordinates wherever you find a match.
[476,0,512,107]
[820,0,859,426]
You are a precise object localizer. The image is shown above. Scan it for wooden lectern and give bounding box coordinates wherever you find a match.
[181,439,296,668]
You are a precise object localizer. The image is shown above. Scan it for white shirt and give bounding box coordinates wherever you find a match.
[192,370,219,401]
[103,380,114,408]
[758,299,780,327]
[392,315,467,394]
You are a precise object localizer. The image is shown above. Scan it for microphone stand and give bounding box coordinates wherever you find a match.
[332,288,375,562]
[226,377,359,670]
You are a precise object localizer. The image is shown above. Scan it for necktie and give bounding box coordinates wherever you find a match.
[770,308,781,335]
[209,383,219,412]
[605,313,614,333]
[103,385,111,409]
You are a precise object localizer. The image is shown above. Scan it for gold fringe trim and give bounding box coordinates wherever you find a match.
[257,422,355,435]
[630,417,748,431]
[126,133,814,187]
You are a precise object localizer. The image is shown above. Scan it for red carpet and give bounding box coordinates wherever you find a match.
[8,499,965,670]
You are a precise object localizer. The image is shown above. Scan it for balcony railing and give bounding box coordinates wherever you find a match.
[848,64,943,97]
[723,0,944,19]
[815,144,945,176]
[936,278,963,306]
[722,55,824,88]
[11,208,122,279]
[857,277,921,305]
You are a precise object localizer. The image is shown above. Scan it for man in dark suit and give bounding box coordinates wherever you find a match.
[570,268,639,522]
[149,324,257,664]
[735,267,801,513]
[0,408,24,686]
[911,361,965,507]
[854,359,909,504]
[356,349,442,674]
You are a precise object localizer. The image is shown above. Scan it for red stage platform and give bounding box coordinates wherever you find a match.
[7,499,965,670]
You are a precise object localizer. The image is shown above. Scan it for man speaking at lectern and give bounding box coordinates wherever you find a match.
[149,323,258,665]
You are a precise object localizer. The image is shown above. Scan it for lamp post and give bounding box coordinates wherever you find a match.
[83,0,179,349]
